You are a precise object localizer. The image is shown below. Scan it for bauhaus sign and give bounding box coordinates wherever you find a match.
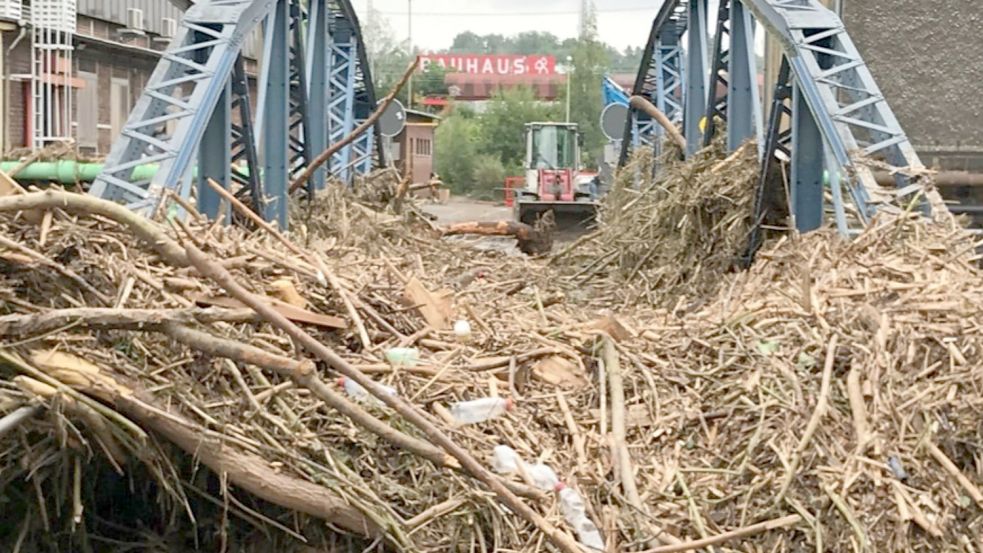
[418,54,556,76]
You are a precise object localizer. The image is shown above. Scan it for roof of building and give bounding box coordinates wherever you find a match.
[405,108,442,122]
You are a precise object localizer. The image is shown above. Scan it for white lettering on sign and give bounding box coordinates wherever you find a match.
[416,54,556,76]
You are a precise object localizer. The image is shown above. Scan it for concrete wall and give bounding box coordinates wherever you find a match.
[841,0,983,170]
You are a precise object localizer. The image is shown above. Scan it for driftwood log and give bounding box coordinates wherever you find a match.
[15,357,380,538]
[442,220,553,255]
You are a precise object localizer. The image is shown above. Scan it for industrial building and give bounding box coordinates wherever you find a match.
[0,0,261,156]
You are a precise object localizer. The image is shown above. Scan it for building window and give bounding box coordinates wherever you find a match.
[415,138,431,156]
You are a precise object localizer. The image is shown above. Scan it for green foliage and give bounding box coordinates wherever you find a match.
[478,87,561,173]
[416,64,450,98]
[434,113,478,193]
[471,155,506,200]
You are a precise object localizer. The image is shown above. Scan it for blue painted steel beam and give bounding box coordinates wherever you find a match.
[683,0,708,157]
[305,0,330,189]
[260,0,290,227]
[790,83,824,232]
[198,82,231,220]
[726,1,761,151]
[618,0,687,168]
[328,21,358,185]
[89,0,277,213]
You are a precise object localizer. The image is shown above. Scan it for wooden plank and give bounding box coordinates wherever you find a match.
[404,277,453,330]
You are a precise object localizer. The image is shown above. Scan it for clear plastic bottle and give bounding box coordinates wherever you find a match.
[492,445,523,474]
[527,463,560,491]
[571,516,604,550]
[556,484,587,521]
[555,483,603,550]
[449,397,513,424]
[337,377,396,406]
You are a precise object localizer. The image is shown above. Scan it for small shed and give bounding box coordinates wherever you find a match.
[393,109,441,185]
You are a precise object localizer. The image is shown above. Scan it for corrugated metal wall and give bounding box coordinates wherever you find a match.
[76,0,182,37]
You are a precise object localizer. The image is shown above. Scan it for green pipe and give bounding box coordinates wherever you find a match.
[0,162,255,184]
[0,161,157,184]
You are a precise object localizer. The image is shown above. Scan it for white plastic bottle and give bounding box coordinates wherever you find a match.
[337,376,396,406]
[527,463,560,491]
[570,516,604,551]
[492,445,523,474]
[556,483,587,521]
[555,483,604,550]
[449,397,513,424]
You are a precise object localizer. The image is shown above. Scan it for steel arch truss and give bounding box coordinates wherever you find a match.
[89,0,382,228]
[619,0,687,166]
[620,0,947,234]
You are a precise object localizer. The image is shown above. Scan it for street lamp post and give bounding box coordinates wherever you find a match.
[564,55,572,123]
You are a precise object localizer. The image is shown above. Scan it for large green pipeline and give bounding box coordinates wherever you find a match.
[0,162,254,184]
[0,161,158,184]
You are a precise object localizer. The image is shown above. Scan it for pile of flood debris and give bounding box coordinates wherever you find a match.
[0,160,981,552]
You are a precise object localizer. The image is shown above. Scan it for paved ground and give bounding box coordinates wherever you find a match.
[420,195,590,255]
[419,197,513,224]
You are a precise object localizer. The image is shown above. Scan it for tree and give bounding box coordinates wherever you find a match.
[416,64,450,98]
[477,87,561,174]
[434,112,478,193]
[362,7,411,104]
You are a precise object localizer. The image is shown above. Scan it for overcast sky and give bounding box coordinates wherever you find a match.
[351,0,663,52]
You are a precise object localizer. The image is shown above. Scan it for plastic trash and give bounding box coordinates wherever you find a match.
[385,347,420,367]
[337,376,396,406]
[571,516,605,550]
[556,483,604,550]
[449,397,513,424]
[556,483,587,521]
[492,445,523,474]
[527,463,560,491]
[453,320,472,341]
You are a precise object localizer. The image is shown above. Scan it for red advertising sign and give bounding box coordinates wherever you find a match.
[418,54,556,76]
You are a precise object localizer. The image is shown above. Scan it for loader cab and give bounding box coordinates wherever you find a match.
[523,122,582,201]
[526,122,580,172]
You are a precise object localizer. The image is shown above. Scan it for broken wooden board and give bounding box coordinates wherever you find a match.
[403,276,453,330]
[270,278,308,308]
[0,169,42,223]
[589,404,654,429]
[532,355,588,389]
[192,294,346,330]
[586,315,634,342]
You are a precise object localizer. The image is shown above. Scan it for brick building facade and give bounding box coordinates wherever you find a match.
[0,0,260,156]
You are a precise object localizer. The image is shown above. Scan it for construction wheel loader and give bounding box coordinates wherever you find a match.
[514,122,599,230]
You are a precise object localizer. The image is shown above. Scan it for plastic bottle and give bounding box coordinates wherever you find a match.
[492,445,523,474]
[556,483,587,521]
[555,483,604,550]
[570,516,605,550]
[384,347,420,367]
[449,397,513,424]
[527,463,560,491]
[337,377,396,406]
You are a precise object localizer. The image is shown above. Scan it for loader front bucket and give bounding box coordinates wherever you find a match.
[516,200,598,233]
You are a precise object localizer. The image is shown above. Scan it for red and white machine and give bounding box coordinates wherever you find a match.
[514,122,598,226]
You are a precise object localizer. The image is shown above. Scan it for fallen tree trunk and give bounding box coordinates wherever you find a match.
[629,95,687,152]
[442,220,553,255]
[0,307,258,336]
[18,354,382,538]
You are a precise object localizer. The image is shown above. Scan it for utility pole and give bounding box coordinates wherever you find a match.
[407,0,413,108]
[565,55,572,123]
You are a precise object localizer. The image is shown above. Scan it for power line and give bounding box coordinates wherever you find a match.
[372,6,656,17]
